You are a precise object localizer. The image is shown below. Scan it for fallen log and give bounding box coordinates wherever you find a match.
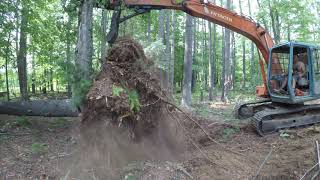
[0,99,79,117]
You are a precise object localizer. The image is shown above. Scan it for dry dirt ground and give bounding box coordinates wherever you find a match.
[1,103,320,180]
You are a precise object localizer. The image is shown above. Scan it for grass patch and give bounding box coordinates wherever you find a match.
[50,118,70,128]
[16,116,31,127]
[223,127,240,139]
[31,142,48,154]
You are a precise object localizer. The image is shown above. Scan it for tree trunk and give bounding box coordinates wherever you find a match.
[100,9,108,63]
[221,0,231,103]
[17,3,29,101]
[170,11,176,91]
[239,0,246,88]
[74,0,94,105]
[0,100,78,117]
[231,32,236,90]
[165,10,172,91]
[42,69,47,94]
[181,14,193,107]
[191,18,197,93]
[268,0,280,44]
[208,21,214,101]
[5,35,10,101]
[31,50,36,94]
[66,13,72,98]
[50,69,54,91]
[158,10,166,88]
[248,0,255,85]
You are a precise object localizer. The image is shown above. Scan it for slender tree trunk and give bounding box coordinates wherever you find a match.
[100,9,108,63]
[165,10,172,91]
[239,0,246,88]
[147,12,151,41]
[181,14,193,107]
[17,3,29,101]
[66,13,72,98]
[42,69,47,95]
[5,35,10,101]
[208,21,214,101]
[191,18,197,93]
[31,49,36,94]
[170,11,176,91]
[248,0,255,86]
[221,0,231,103]
[50,69,54,91]
[231,32,236,89]
[158,10,165,88]
[268,0,280,44]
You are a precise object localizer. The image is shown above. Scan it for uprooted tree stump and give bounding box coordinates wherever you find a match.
[81,38,177,140]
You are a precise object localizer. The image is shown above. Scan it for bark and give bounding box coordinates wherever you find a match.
[239,0,246,88]
[221,0,231,103]
[208,21,214,101]
[5,35,10,101]
[0,100,78,117]
[66,13,72,98]
[170,11,176,91]
[158,10,166,88]
[74,0,94,106]
[31,50,36,94]
[75,0,94,81]
[165,10,172,91]
[181,14,193,107]
[248,0,255,85]
[100,9,108,63]
[231,32,236,89]
[191,18,197,93]
[17,3,28,101]
[50,69,54,91]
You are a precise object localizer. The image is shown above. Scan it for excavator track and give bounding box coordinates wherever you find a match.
[252,104,320,136]
[233,99,271,119]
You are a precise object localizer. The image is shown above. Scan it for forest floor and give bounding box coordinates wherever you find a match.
[1,103,320,180]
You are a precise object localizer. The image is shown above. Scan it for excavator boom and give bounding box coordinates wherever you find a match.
[107,0,273,64]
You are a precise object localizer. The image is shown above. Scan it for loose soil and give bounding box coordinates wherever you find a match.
[1,113,320,179]
[1,38,320,180]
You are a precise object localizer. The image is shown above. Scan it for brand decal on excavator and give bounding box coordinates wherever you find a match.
[204,7,233,22]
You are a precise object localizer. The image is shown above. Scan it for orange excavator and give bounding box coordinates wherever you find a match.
[105,0,320,136]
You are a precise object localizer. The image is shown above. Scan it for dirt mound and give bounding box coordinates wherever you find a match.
[82,38,169,140]
[76,38,187,179]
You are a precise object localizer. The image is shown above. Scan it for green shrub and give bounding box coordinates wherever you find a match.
[31,143,48,154]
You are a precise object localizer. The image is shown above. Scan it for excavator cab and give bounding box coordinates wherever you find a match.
[268,42,320,104]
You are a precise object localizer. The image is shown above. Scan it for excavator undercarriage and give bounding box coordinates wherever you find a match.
[235,100,320,136]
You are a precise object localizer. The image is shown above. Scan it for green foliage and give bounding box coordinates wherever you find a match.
[16,116,31,127]
[112,85,124,97]
[31,143,48,154]
[223,127,240,139]
[127,90,140,113]
[72,79,92,107]
[50,118,69,128]
[124,173,137,180]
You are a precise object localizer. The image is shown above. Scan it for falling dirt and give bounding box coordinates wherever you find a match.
[74,38,188,179]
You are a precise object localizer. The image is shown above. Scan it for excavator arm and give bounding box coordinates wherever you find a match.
[106,0,276,96]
